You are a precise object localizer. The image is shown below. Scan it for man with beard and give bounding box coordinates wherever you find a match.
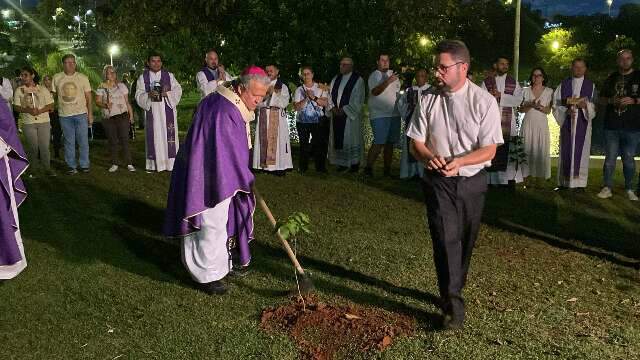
[196,49,233,99]
[406,40,502,329]
[481,57,524,186]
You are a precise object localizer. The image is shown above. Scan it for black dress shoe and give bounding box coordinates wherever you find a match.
[229,266,251,278]
[336,166,349,172]
[201,280,227,295]
[349,164,360,173]
[363,167,373,177]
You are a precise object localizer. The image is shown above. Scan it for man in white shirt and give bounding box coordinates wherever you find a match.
[407,40,503,330]
[195,49,233,99]
[365,53,402,177]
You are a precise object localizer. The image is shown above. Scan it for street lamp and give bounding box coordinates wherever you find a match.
[1,9,12,19]
[607,0,613,17]
[109,44,120,66]
[419,36,429,47]
[551,40,560,51]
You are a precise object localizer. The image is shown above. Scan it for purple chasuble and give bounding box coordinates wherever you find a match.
[560,77,594,178]
[164,92,256,266]
[330,73,360,150]
[143,69,177,160]
[0,100,28,266]
[201,66,218,82]
[484,75,517,172]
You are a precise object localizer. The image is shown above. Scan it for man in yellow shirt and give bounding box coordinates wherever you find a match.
[52,54,93,174]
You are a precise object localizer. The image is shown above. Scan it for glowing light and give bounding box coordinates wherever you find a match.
[419,36,429,47]
[552,40,560,50]
[1,9,12,19]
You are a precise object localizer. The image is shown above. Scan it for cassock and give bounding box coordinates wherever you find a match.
[553,77,597,188]
[135,69,182,172]
[482,73,524,184]
[195,67,234,99]
[397,84,430,179]
[0,99,28,280]
[164,84,256,283]
[327,72,365,167]
[251,78,293,172]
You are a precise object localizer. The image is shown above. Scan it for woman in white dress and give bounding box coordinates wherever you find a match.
[520,67,553,187]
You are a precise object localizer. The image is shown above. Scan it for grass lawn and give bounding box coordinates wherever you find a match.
[1,101,639,359]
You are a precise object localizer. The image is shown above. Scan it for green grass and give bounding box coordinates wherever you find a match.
[1,108,639,359]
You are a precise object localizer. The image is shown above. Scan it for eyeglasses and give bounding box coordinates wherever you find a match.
[433,62,464,74]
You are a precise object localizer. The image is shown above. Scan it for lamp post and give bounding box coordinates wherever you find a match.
[513,0,522,82]
[607,0,613,17]
[109,44,119,66]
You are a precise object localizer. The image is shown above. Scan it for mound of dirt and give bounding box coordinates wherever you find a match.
[260,295,415,359]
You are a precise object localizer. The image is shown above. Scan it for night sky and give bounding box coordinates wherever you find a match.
[4,0,640,17]
[526,0,640,17]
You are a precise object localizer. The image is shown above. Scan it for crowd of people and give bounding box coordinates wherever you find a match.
[2,40,639,330]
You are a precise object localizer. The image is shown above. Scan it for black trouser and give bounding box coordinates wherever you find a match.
[296,121,328,172]
[50,110,63,158]
[104,112,132,165]
[422,170,487,317]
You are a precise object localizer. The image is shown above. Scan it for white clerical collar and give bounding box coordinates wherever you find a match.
[496,73,507,79]
[343,72,353,78]
[217,85,254,123]
[446,79,469,98]
[573,76,584,81]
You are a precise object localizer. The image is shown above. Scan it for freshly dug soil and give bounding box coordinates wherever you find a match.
[260,295,416,359]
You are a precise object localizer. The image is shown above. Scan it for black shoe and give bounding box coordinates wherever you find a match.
[273,170,286,177]
[80,168,90,173]
[383,168,392,178]
[349,164,360,173]
[364,167,373,177]
[442,314,464,330]
[229,266,251,278]
[336,166,349,172]
[200,280,227,295]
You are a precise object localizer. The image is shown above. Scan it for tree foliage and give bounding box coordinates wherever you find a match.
[535,28,589,85]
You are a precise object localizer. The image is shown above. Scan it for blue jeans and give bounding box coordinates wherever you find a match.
[60,113,90,170]
[370,116,401,145]
[603,129,640,190]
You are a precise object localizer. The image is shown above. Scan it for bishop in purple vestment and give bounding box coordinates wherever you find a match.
[164,66,269,295]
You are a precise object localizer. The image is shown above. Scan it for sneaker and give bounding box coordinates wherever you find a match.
[127,165,136,172]
[67,168,78,175]
[597,187,612,199]
[80,168,90,173]
[108,165,118,173]
[627,190,639,201]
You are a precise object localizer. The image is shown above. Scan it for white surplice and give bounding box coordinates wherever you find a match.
[135,70,182,172]
[481,74,524,184]
[327,72,366,167]
[552,77,597,188]
[251,79,293,171]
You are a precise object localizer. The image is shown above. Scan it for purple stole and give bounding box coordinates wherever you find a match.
[201,66,218,82]
[0,102,28,266]
[560,77,594,179]
[330,73,360,150]
[143,69,177,161]
[484,75,517,172]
